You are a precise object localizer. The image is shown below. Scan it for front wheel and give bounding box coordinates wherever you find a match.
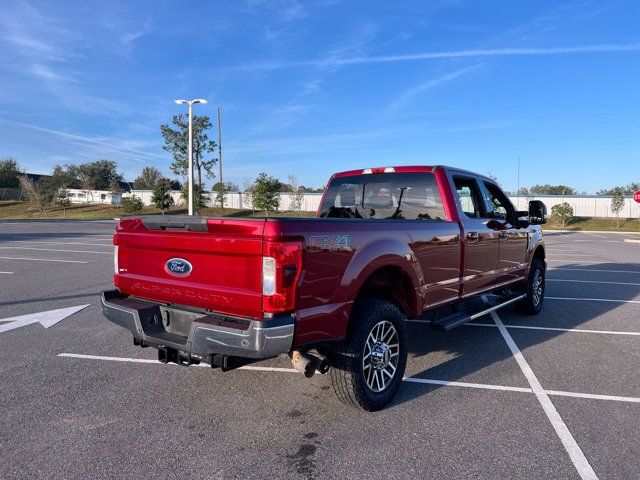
[329,299,408,411]
[515,258,545,315]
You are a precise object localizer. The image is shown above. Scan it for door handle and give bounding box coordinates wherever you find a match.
[498,231,509,240]
[466,231,479,244]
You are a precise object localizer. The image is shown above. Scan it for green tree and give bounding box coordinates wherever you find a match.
[64,160,123,202]
[109,179,123,196]
[180,183,209,213]
[121,195,144,213]
[134,166,163,189]
[551,202,574,227]
[39,165,81,202]
[252,172,282,213]
[212,181,239,208]
[0,158,21,188]
[610,187,625,229]
[152,180,174,213]
[598,183,640,196]
[161,114,218,191]
[530,184,577,195]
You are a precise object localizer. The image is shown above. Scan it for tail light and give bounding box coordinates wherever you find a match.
[113,232,120,287]
[262,240,303,313]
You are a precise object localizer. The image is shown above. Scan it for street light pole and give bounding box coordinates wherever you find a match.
[187,102,193,215]
[217,106,223,209]
[174,98,208,216]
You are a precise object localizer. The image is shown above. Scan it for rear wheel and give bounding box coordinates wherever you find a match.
[516,258,545,315]
[329,299,408,411]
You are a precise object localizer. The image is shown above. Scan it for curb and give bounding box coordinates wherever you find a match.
[0,218,117,223]
[544,229,640,235]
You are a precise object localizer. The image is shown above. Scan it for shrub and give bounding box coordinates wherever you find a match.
[551,202,574,227]
[121,195,144,213]
[610,187,625,229]
[252,172,282,213]
[151,180,174,213]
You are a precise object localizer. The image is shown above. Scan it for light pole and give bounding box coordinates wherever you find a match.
[174,98,207,215]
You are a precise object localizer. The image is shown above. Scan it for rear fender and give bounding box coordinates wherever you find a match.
[340,239,423,317]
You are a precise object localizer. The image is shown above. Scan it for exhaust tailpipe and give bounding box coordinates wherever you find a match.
[291,350,330,377]
[291,350,317,378]
[315,352,330,374]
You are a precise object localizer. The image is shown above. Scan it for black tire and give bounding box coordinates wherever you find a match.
[515,258,545,315]
[329,299,408,411]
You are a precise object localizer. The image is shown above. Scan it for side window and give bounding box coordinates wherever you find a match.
[453,177,484,218]
[483,182,515,221]
[319,172,446,220]
[400,174,446,221]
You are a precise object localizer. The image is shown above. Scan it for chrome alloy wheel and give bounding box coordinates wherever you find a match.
[532,269,544,306]
[362,320,400,393]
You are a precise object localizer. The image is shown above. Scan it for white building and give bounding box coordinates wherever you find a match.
[66,189,122,205]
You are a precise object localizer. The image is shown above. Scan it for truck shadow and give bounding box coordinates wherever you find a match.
[390,261,640,408]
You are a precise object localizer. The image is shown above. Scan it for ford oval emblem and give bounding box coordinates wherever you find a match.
[165,258,192,277]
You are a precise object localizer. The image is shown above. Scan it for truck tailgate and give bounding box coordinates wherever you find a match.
[114,216,266,318]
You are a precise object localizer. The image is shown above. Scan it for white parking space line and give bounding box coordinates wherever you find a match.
[3,241,113,247]
[0,247,112,255]
[550,267,640,274]
[573,240,622,243]
[579,232,608,239]
[468,323,640,336]
[403,376,531,393]
[0,271,14,274]
[57,353,640,405]
[547,260,626,265]
[545,390,640,404]
[547,279,640,286]
[488,306,598,480]
[547,296,640,304]
[0,256,89,264]
[56,353,299,372]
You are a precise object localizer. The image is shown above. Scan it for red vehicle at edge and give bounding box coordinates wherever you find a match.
[102,165,547,410]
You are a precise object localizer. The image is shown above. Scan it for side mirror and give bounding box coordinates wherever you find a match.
[528,200,547,225]
[515,211,529,228]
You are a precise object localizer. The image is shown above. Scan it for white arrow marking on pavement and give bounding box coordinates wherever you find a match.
[0,305,90,333]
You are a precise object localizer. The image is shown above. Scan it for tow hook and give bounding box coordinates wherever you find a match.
[291,350,330,378]
[158,347,199,366]
[158,347,177,364]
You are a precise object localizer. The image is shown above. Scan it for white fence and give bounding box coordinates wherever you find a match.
[511,195,640,218]
[126,190,640,218]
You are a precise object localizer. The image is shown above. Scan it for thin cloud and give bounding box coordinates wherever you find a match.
[0,118,162,162]
[231,43,640,71]
[390,64,483,110]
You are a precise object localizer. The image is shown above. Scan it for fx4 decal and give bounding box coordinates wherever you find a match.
[309,234,351,252]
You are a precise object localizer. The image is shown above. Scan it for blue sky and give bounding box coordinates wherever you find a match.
[0,0,638,192]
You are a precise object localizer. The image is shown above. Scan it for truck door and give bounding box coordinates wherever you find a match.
[481,181,528,284]
[452,176,499,296]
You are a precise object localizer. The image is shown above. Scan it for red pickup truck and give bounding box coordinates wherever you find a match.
[102,165,547,410]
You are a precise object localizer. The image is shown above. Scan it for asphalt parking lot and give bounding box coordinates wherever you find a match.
[1,221,639,479]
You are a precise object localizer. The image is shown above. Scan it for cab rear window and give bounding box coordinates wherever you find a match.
[319,172,446,220]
